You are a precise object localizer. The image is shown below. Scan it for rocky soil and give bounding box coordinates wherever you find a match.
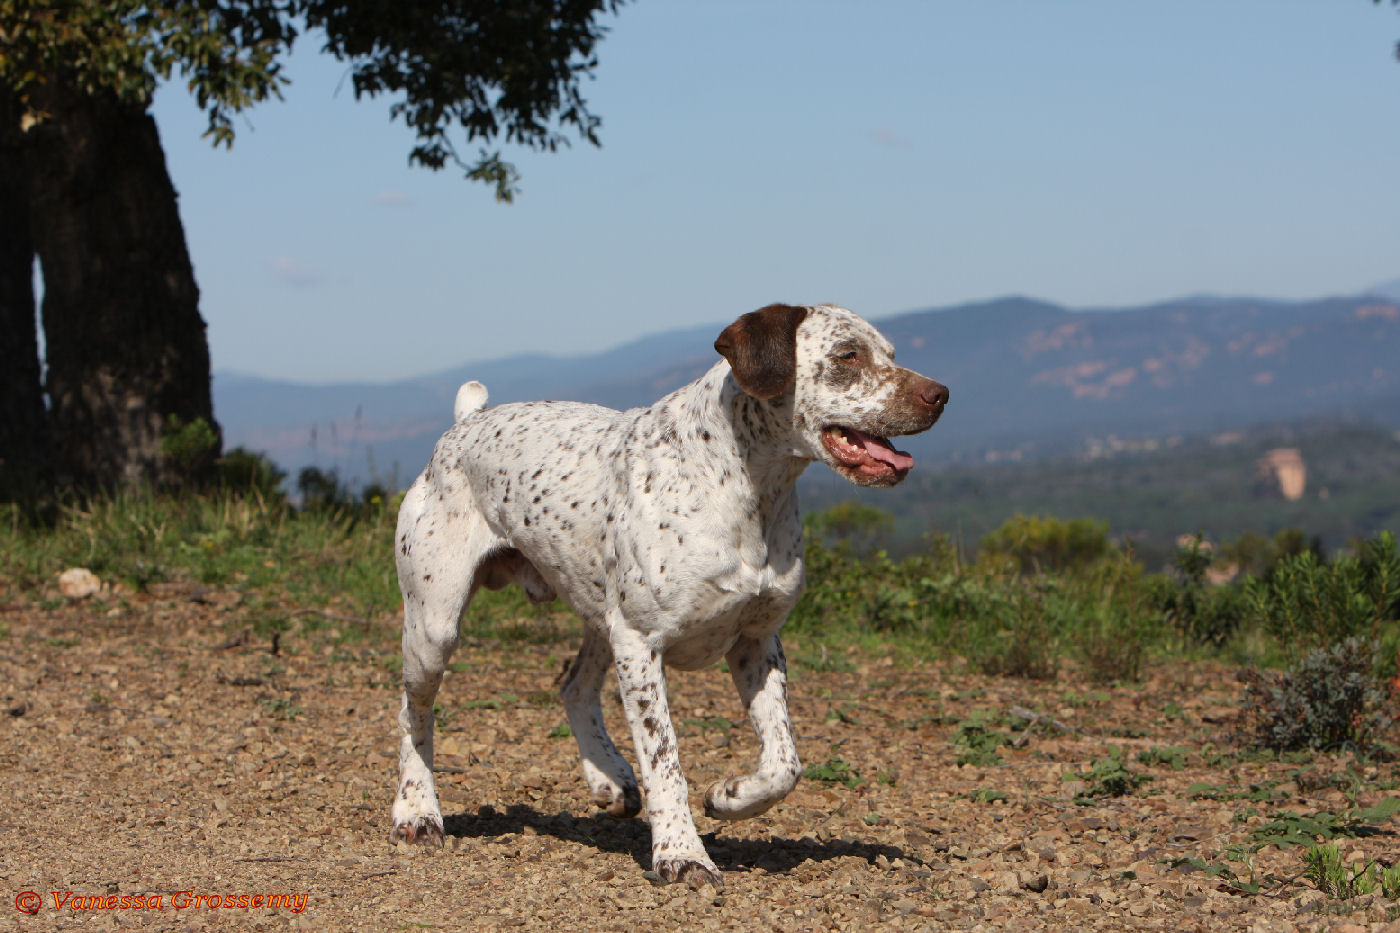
[3,582,1399,931]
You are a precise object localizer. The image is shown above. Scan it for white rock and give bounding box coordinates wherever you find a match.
[57,567,102,599]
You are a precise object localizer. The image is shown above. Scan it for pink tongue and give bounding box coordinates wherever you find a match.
[850,428,914,471]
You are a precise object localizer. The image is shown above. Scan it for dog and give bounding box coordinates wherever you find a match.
[390,303,948,889]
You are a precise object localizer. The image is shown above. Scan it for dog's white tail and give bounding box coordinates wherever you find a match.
[453,381,489,422]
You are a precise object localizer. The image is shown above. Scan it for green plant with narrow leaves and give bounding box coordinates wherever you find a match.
[1303,842,1400,899]
[1244,531,1399,658]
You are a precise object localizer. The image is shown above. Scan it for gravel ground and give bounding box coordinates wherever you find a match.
[3,582,1399,931]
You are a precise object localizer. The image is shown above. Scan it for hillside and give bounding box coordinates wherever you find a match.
[214,291,1400,498]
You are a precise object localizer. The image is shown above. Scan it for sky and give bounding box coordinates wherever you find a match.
[149,0,1400,384]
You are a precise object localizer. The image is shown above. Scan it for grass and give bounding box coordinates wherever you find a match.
[0,489,578,645]
[3,492,1397,705]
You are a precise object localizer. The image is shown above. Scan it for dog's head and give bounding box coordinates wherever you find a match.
[715,304,948,487]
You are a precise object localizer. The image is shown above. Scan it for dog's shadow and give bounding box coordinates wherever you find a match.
[443,803,917,875]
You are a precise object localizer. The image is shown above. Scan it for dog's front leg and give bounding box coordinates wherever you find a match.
[611,625,722,890]
[704,632,801,820]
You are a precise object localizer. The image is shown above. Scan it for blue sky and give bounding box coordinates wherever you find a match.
[150,0,1400,383]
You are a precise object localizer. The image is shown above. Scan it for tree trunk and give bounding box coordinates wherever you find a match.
[0,87,51,498]
[22,80,219,490]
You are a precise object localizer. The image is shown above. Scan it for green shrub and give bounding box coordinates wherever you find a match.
[161,415,220,487]
[1239,637,1396,753]
[979,514,1112,575]
[1218,528,1322,582]
[803,502,894,555]
[1244,531,1399,657]
[1067,556,1154,682]
[217,447,287,498]
[965,598,1059,680]
[1160,535,1250,647]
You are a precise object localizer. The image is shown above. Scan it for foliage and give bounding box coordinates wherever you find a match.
[978,514,1112,575]
[1249,799,1400,850]
[952,711,1010,767]
[1137,746,1189,770]
[0,1,293,146]
[966,599,1059,680]
[1244,531,1400,658]
[1304,842,1400,900]
[0,487,401,616]
[297,466,350,512]
[306,0,623,199]
[803,501,894,555]
[1071,556,1153,682]
[803,754,862,789]
[216,447,286,498]
[1217,528,1322,582]
[791,509,1161,678]
[1239,637,1397,753]
[1168,798,1400,897]
[160,415,220,487]
[1159,534,1251,647]
[0,0,625,199]
[1070,748,1151,799]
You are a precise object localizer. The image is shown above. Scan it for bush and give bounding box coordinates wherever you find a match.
[217,447,287,499]
[803,502,894,556]
[962,583,1059,680]
[1067,556,1154,682]
[160,415,220,488]
[1239,637,1396,753]
[1077,606,1146,684]
[979,514,1112,575]
[1160,535,1250,647]
[1244,531,1399,658]
[1217,528,1322,582]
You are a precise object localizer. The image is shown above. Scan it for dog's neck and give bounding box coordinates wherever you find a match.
[664,362,810,532]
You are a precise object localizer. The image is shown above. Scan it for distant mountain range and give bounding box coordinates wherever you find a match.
[214,288,1400,489]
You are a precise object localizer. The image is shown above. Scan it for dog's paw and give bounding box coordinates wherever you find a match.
[591,782,642,819]
[389,816,444,846]
[703,775,778,821]
[649,857,724,891]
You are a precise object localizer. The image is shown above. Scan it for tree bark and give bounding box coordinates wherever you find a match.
[0,87,51,498]
[22,80,219,490]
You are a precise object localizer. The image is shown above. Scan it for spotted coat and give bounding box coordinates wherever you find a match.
[389,304,948,890]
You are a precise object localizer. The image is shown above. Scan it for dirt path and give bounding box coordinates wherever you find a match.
[3,586,1398,930]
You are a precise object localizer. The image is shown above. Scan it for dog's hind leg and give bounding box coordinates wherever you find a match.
[389,480,496,845]
[561,625,641,818]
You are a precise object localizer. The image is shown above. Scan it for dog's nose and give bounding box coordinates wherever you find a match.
[918,380,949,411]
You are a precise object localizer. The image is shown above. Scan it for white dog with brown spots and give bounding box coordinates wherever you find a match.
[390,303,948,889]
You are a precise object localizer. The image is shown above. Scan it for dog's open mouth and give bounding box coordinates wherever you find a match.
[821,425,914,480]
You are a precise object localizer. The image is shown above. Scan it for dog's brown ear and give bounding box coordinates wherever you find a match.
[714,304,809,400]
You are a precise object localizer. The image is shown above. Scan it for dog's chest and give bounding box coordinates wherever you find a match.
[619,490,805,670]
